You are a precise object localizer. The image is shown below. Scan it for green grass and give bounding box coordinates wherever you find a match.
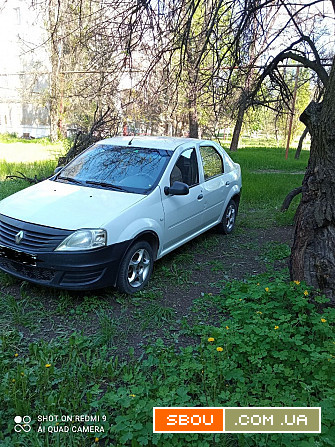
[0,135,60,199]
[228,146,308,228]
[0,159,57,180]
[0,160,57,201]
[0,133,54,144]
[230,145,308,171]
[0,134,64,163]
[230,135,310,151]
[0,272,334,446]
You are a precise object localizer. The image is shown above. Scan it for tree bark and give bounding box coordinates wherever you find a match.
[48,0,62,142]
[290,58,335,301]
[230,91,247,151]
[295,127,309,159]
[188,86,199,138]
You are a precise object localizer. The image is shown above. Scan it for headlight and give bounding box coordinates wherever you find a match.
[55,229,107,251]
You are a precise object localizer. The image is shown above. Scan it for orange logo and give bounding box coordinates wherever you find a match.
[153,407,224,432]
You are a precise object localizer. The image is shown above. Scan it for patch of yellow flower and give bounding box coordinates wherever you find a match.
[265,287,269,292]
[274,326,279,330]
[129,394,136,397]
[45,364,51,368]
[321,318,327,323]
[256,311,262,315]
[294,280,300,285]
[216,347,223,352]
[225,326,229,330]
[304,290,309,296]
[14,353,18,357]
[208,337,215,342]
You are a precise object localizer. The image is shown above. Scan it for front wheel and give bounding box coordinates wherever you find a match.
[218,199,237,234]
[116,241,154,294]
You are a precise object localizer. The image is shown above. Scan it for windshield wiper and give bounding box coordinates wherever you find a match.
[57,176,84,185]
[85,180,127,191]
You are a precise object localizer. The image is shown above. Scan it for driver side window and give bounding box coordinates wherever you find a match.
[170,148,199,187]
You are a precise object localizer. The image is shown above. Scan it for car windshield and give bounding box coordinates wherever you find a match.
[55,144,171,194]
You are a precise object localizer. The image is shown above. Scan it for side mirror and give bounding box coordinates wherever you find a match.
[164,181,189,196]
[54,166,63,175]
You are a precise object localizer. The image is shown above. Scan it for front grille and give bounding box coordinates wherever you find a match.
[0,258,55,282]
[0,215,72,253]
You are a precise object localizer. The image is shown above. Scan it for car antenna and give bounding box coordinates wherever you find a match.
[128,136,135,146]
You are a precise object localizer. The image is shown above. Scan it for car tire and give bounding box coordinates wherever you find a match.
[218,199,237,235]
[116,241,154,294]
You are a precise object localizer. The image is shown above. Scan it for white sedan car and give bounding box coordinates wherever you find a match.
[0,136,241,293]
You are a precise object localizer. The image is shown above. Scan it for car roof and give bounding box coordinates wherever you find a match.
[98,136,206,151]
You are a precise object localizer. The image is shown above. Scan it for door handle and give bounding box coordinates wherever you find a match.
[197,194,203,200]
[225,181,230,186]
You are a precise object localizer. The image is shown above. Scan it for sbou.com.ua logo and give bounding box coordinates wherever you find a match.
[14,416,32,433]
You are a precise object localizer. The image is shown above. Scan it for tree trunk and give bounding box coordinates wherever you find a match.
[295,127,309,159]
[49,33,60,142]
[48,0,62,142]
[290,58,335,301]
[188,87,199,138]
[49,91,59,142]
[230,91,247,151]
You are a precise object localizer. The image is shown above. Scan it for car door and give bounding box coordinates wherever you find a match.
[161,147,205,250]
[199,144,232,227]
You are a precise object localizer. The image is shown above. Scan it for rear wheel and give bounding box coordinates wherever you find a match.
[116,241,154,294]
[218,199,237,234]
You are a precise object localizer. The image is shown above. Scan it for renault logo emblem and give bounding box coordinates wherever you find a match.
[15,230,24,244]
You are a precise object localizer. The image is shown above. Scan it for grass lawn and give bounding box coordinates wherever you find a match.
[0,142,63,163]
[0,133,64,163]
[0,139,334,447]
[0,136,61,200]
[229,146,309,227]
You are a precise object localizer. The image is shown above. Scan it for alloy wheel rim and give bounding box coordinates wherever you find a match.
[127,248,151,288]
[225,205,235,230]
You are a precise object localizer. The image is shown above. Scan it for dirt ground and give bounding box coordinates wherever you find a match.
[0,224,294,356]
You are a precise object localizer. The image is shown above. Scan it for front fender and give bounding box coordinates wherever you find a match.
[117,218,163,246]
[103,187,164,247]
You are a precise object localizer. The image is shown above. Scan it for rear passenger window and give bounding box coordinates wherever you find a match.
[200,146,224,180]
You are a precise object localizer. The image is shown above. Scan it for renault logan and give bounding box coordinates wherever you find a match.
[0,136,241,293]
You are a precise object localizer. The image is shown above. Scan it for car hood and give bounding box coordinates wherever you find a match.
[0,179,145,230]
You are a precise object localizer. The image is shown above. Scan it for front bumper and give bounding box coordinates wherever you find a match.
[0,241,131,290]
